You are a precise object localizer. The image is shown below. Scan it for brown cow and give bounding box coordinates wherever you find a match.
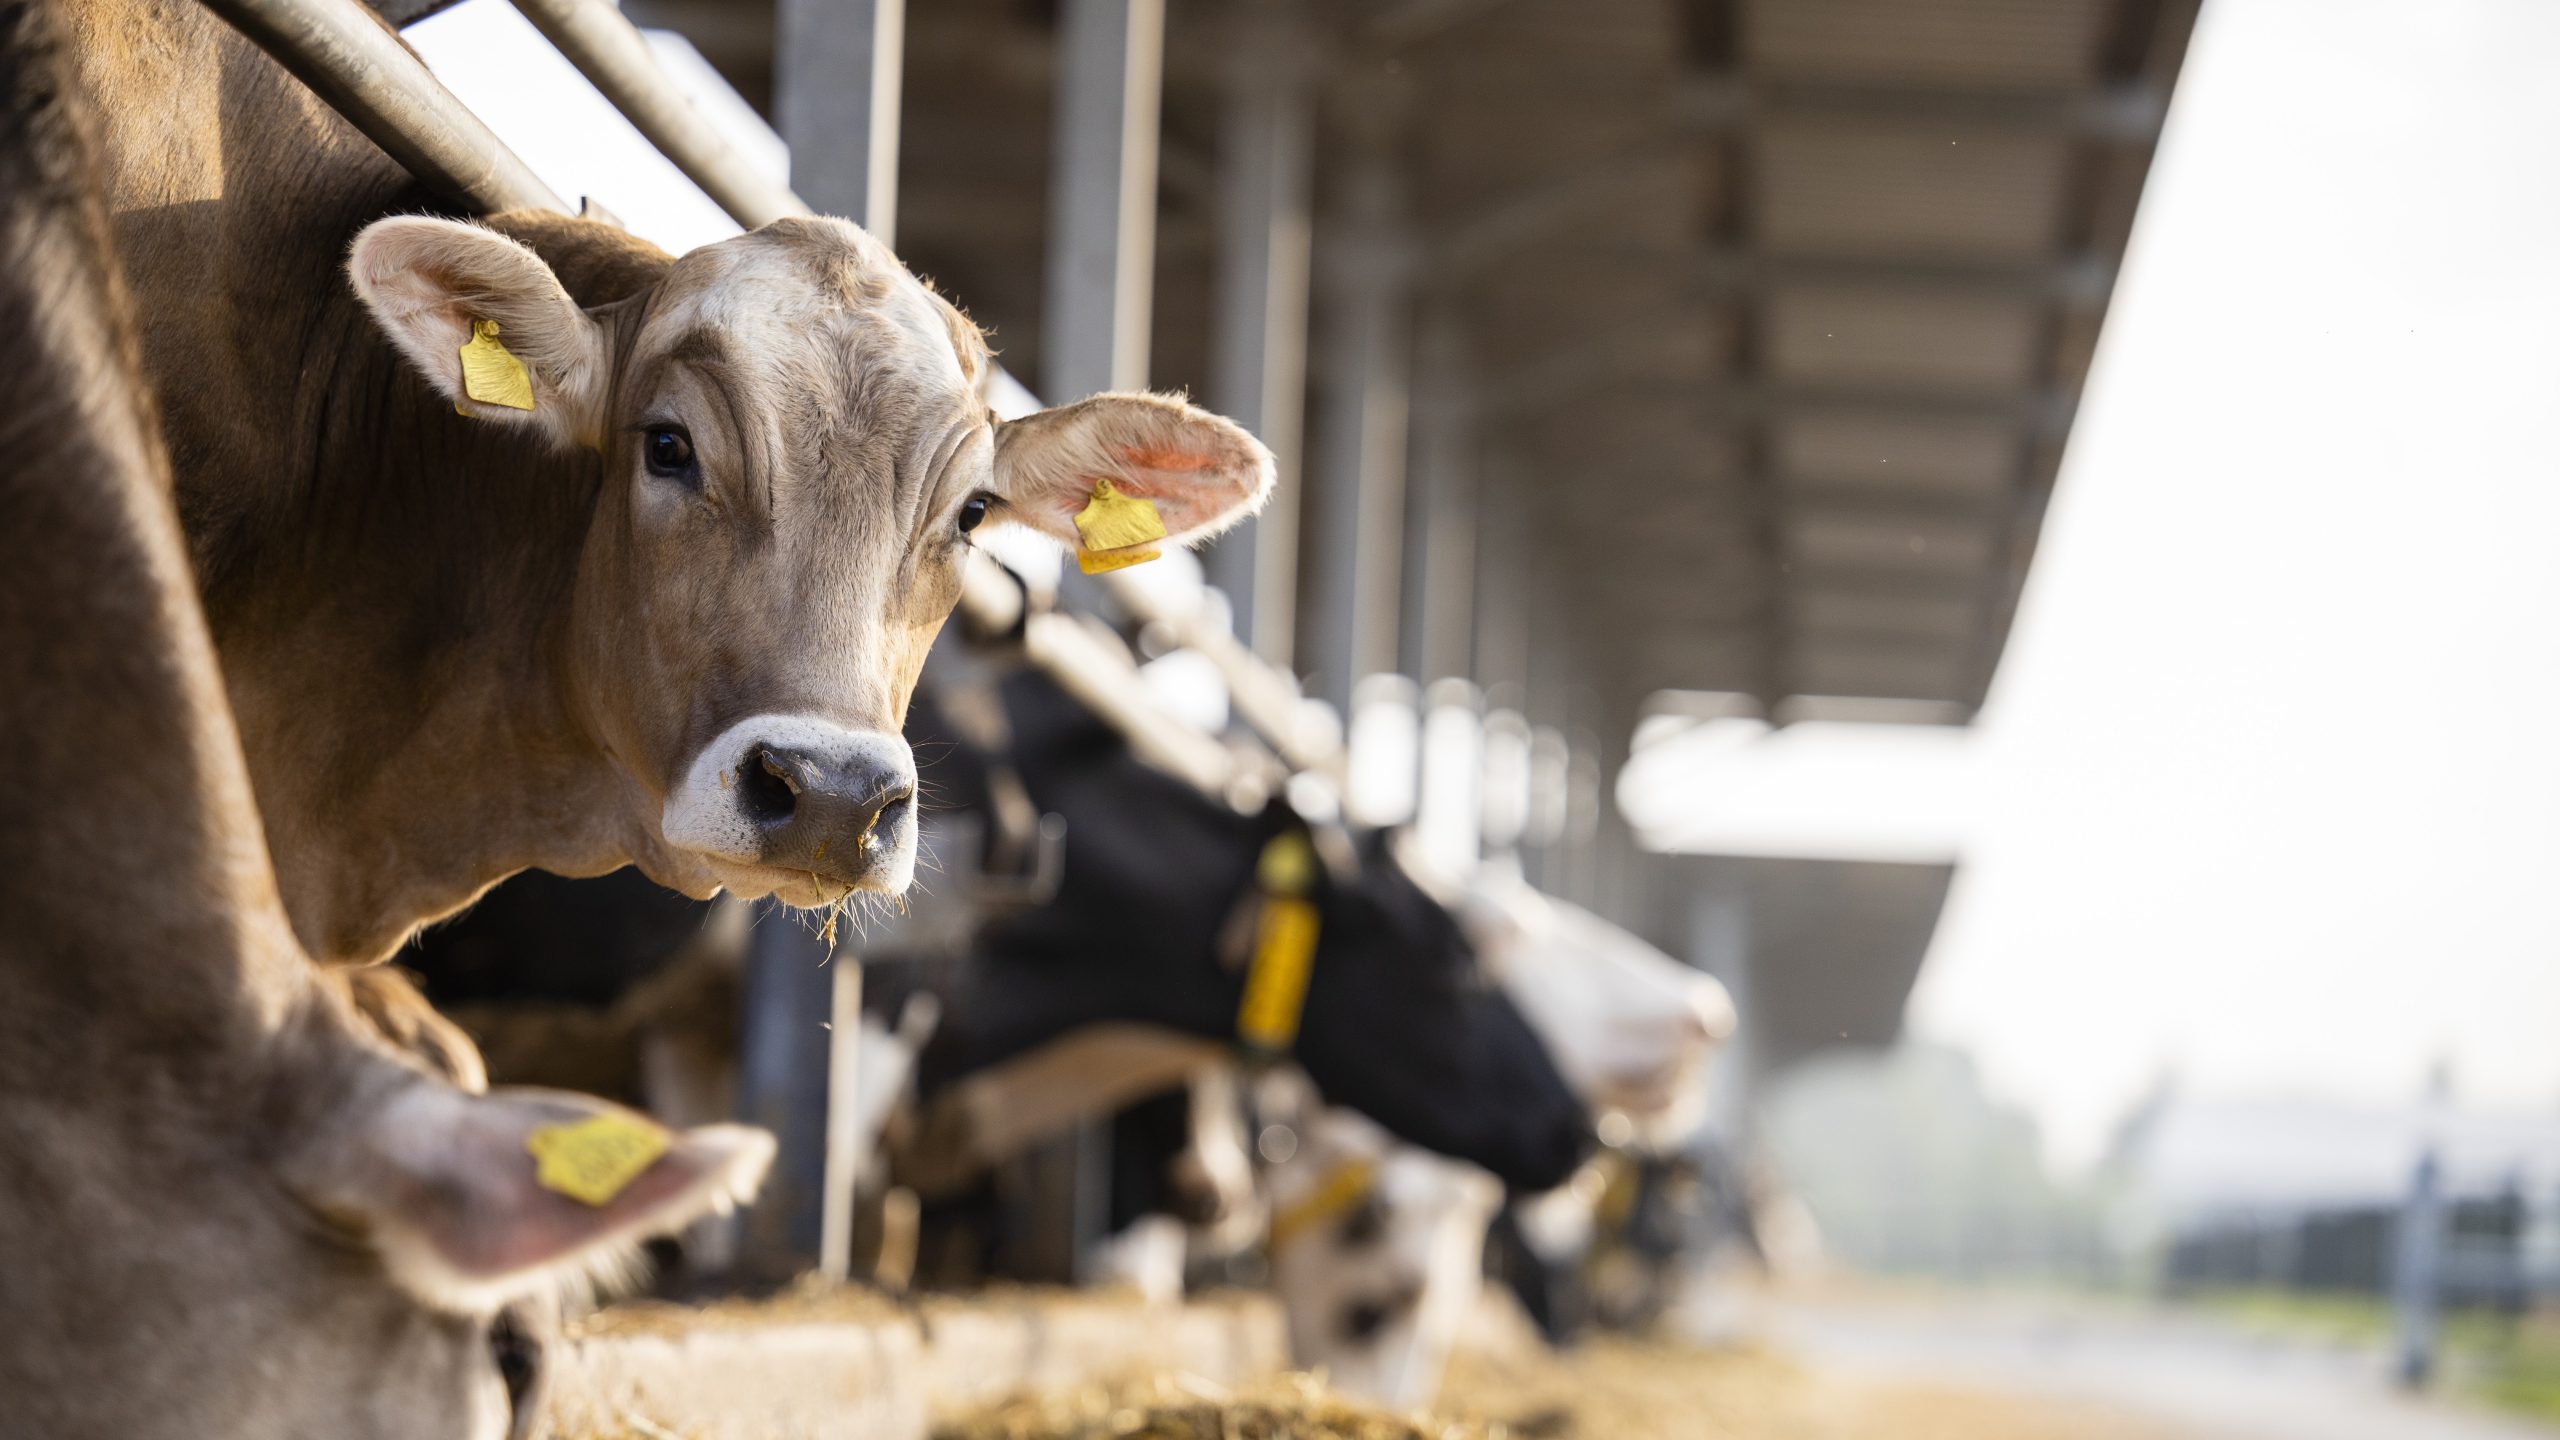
[0,5,769,1434]
[66,0,1273,963]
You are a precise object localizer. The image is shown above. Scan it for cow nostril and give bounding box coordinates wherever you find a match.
[739,747,798,828]
[866,785,916,839]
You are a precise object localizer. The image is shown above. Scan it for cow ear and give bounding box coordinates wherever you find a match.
[347,216,612,449]
[290,1077,773,1313]
[989,392,1274,549]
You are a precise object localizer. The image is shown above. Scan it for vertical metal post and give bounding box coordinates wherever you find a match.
[1305,136,1413,710]
[1689,864,1755,1138]
[1044,0,1165,399]
[774,0,910,1284]
[735,916,834,1275]
[1203,0,1313,668]
[2394,1065,2453,1389]
[1471,455,1531,699]
[817,953,866,1281]
[778,0,905,240]
[1405,306,1477,687]
[1022,0,1166,1278]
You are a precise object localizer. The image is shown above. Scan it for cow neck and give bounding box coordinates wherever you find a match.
[71,6,638,965]
[210,310,621,966]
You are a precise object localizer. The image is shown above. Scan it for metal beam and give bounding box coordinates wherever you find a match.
[512,0,805,228]
[1786,479,2007,525]
[1202,1,1314,670]
[776,0,904,239]
[1404,308,1478,685]
[1043,0,1165,398]
[1439,178,2116,297]
[203,0,564,213]
[1303,143,1415,709]
[1482,354,2079,431]
[1366,0,1524,50]
[1677,76,2170,140]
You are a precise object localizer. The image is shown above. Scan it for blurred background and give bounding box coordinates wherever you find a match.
[389,0,2560,1434]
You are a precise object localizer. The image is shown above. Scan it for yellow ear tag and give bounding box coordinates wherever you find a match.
[1073,478,1166,574]
[524,1111,670,1207]
[458,317,536,413]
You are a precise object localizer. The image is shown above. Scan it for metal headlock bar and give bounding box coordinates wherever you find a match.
[197,0,563,213]
[196,0,1327,802]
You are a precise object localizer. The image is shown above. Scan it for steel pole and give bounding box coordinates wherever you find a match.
[507,0,808,228]
[198,0,564,213]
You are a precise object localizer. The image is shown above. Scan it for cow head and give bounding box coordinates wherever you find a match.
[346,215,1271,906]
[929,672,1596,1195]
[1261,1103,1504,1407]
[1463,874,1736,1146]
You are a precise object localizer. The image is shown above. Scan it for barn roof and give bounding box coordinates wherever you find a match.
[627,0,2197,724]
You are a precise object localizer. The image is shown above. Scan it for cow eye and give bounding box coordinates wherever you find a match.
[956,494,991,534]
[642,425,696,481]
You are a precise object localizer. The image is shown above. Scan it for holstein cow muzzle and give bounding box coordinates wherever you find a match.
[662,716,919,903]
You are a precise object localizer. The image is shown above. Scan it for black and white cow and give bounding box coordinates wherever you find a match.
[894,664,1594,1204]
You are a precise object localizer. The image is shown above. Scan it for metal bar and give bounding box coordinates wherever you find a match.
[777,0,904,239]
[200,0,564,213]
[1044,0,1165,399]
[816,954,865,1281]
[1304,144,1413,711]
[1679,76,2169,140]
[507,0,807,229]
[1097,569,1341,780]
[1405,308,1477,687]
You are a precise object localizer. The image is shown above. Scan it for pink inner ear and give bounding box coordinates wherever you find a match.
[430,1138,728,1282]
[1116,443,1220,475]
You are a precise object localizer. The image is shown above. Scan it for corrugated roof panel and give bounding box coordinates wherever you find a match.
[1756,122,2075,257]
[1796,590,1980,641]
[1743,0,2112,89]
[1790,643,1973,702]
[1766,286,2045,388]
[1790,513,1995,573]
[1776,414,2020,494]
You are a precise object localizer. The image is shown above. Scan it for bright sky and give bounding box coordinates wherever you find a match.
[1638,0,2560,1167]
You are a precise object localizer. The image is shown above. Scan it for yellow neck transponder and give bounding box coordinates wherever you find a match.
[1267,1157,1378,1253]
[1236,831,1321,1056]
[524,1111,670,1206]
[1072,478,1166,574]
[458,317,536,412]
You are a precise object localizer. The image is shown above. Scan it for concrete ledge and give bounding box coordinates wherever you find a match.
[543,1290,1288,1440]
[920,1290,1289,1421]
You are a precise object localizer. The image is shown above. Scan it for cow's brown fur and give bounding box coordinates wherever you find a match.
[0,6,766,1430]
[64,0,1271,965]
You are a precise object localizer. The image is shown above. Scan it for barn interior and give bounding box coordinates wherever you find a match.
[607,0,2196,1110]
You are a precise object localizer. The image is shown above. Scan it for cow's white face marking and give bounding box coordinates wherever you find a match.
[661,714,918,906]
[1265,1108,1503,1408]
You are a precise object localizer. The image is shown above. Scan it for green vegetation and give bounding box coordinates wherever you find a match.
[2192,1289,2560,1427]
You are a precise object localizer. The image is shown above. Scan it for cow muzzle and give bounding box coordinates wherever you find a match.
[662,716,919,901]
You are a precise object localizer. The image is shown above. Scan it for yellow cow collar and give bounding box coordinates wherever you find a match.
[1234,830,1322,1058]
[1267,1156,1378,1254]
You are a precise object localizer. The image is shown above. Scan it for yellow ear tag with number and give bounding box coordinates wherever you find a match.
[525,1111,670,1206]
[1073,478,1166,574]
[458,317,536,413]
